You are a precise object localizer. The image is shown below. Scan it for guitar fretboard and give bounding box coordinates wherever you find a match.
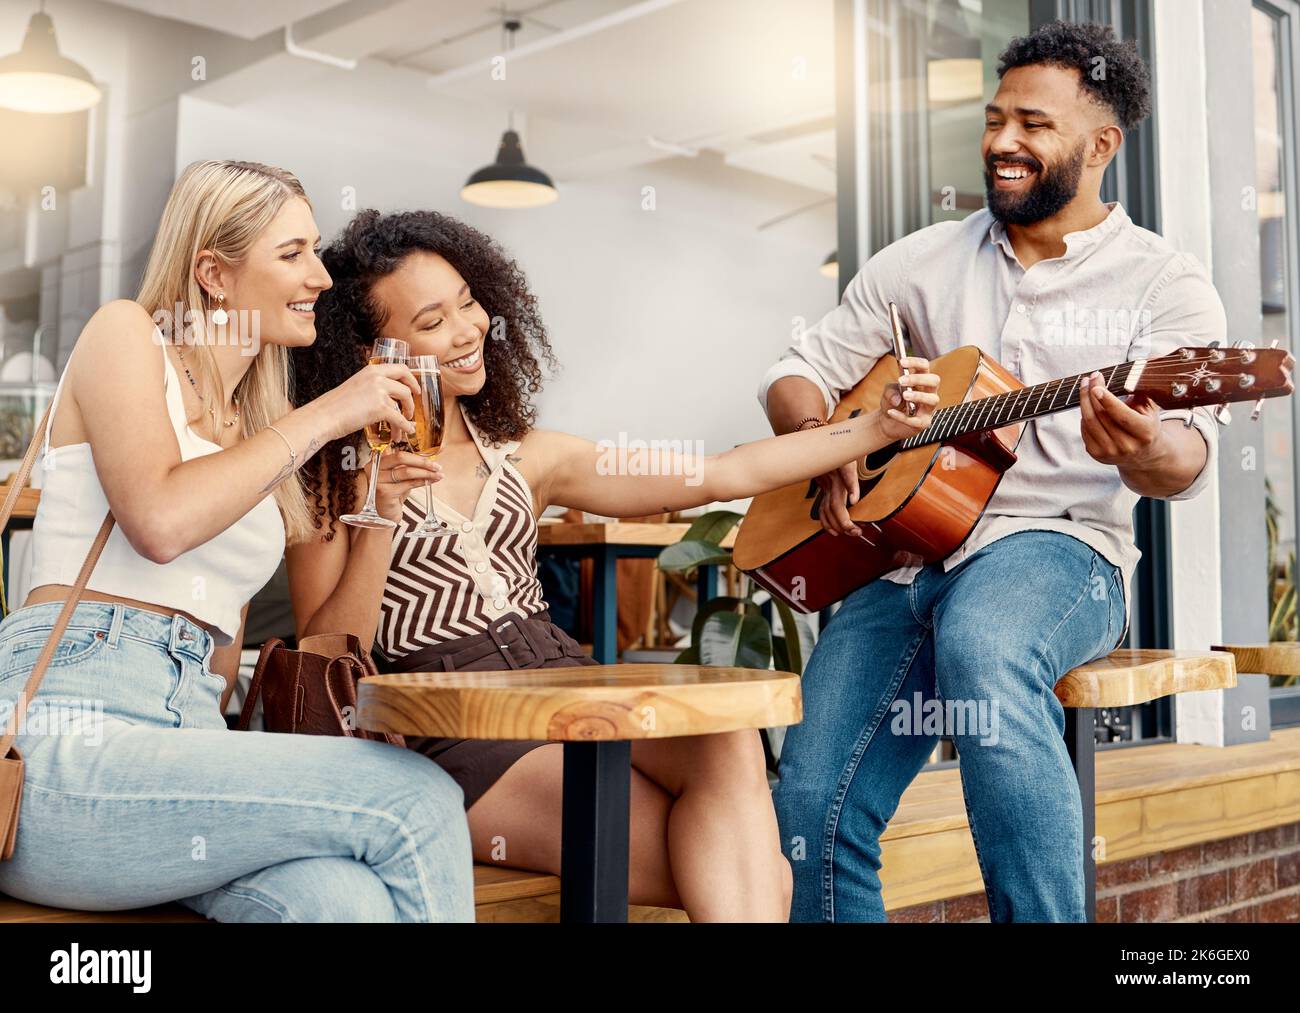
[899,360,1137,449]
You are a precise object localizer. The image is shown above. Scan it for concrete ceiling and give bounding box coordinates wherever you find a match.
[101,0,353,40]
[107,0,837,211]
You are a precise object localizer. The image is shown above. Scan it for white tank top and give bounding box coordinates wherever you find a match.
[27,338,286,646]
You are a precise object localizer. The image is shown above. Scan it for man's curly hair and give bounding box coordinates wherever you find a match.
[997,20,1151,131]
[291,209,558,539]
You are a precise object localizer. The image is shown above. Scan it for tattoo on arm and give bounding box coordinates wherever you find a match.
[259,436,321,494]
[826,427,853,436]
[259,461,294,494]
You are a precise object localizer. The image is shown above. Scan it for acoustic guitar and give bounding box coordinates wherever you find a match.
[732,343,1294,612]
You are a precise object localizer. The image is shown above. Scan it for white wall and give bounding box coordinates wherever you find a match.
[1153,0,1229,743]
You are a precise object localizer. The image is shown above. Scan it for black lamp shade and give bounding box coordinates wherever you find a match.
[461,130,558,208]
[0,11,101,114]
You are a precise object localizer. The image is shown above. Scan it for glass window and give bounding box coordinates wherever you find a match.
[1255,3,1300,708]
[925,0,1031,225]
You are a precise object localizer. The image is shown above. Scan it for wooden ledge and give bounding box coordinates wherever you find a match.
[879,726,1300,910]
[1213,643,1300,677]
[1054,649,1236,708]
[1,863,688,923]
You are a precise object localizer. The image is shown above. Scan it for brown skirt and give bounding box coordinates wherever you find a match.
[375,609,597,809]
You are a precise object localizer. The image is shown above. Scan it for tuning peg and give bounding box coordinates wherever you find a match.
[1232,339,1257,364]
[1214,403,1232,425]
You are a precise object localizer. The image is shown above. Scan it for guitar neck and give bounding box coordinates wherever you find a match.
[899,359,1138,450]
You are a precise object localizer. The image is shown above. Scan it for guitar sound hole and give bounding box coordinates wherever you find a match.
[860,442,899,479]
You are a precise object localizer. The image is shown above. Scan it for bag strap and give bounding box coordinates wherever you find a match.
[237,637,284,731]
[0,399,115,758]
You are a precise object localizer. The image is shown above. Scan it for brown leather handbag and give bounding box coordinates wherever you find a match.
[0,401,114,861]
[236,633,405,748]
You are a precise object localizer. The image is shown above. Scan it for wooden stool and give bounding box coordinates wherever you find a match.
[357,663,801,922]
[1053,649,1237,921]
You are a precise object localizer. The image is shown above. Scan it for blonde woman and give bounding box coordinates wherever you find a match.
[0,162,473,921]
[287,209,941,922]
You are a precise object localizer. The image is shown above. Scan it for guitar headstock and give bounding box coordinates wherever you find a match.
[1131,345,1294,414]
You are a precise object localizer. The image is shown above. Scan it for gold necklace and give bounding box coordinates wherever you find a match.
[176,346,240,428]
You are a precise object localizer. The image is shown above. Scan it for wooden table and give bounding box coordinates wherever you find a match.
[357,662,801,922]
[537,521,736,664]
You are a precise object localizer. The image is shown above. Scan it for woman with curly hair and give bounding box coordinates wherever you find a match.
[286,208,939,921]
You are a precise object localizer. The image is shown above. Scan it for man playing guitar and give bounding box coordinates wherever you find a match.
[761,21,1223,922]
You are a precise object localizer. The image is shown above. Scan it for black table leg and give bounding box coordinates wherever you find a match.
[561,740,632,922]
[1064,707,1097,923]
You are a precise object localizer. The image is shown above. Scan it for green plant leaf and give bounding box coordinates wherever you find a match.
[772,598,814,675]
[681,510,744,545]
[699,610,772,669]
[657,539,732,573]
[772,635,791,673]
[690,596,752,649]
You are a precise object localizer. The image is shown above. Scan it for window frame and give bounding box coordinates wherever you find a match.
[1256,0,1300,729]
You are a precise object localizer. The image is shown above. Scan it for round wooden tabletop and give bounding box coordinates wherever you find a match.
[356,663,802,741]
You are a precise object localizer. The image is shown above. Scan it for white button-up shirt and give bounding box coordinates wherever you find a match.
[756,203,1226,598]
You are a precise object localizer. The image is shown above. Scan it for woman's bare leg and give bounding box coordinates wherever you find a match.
[467,732,791,921]
[631,730,792,922]
[467,743,683,909]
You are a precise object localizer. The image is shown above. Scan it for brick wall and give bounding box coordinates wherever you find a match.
[889,821,1300,923]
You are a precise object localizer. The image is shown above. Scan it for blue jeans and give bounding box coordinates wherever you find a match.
[0,601,474,921]
[773,531,1125,922]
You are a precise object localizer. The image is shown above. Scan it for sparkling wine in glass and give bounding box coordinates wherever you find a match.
[406,355,453,538]
[340,337,409,529]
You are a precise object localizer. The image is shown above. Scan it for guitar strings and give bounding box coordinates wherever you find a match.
[897,352,1268,449]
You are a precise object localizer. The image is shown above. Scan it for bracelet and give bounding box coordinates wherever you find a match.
[265,424,297,472]
[793,417,825,432]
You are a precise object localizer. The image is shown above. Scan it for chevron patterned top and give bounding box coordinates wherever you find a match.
[374,404,547,662]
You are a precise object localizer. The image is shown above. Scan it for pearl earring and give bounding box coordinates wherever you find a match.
[211,293,229,326]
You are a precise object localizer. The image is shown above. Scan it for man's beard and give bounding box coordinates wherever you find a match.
[984,140,1086,225]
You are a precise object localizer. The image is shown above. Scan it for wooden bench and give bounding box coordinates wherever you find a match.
[0,863,689,923]
[2,650,1248,924]
[1054,648,1237,922]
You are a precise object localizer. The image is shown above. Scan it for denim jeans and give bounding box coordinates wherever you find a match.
[773,531,1125,922]
[0,601,474,922]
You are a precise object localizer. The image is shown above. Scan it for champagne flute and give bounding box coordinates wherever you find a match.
[406,355,453,538]
[340,337,409,529]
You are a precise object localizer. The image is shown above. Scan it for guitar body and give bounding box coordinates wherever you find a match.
[733,345,1026,612]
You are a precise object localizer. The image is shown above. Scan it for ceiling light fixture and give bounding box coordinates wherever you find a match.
[0,3,100,114]
[460,17,557,209]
